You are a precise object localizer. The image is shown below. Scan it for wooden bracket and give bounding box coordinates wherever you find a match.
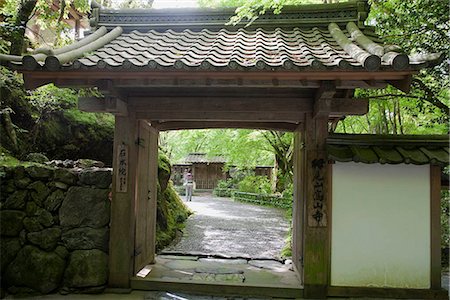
[314,81,336,118]
[78,96,128,116]
[387,75,412,93]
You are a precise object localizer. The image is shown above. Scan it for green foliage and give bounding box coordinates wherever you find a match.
[198,0,332,24]
[238,175,272,194]
[160,129,274,168]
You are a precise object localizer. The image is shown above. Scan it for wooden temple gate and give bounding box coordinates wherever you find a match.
[1,1,445,298]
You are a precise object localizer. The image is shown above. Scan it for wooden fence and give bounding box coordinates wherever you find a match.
[232,191,292,209]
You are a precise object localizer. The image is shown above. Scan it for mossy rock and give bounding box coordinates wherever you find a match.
[59,187,110,228]
[63,249,108,288]
[0,210,26,236]
[5,245,65,294]
[158,153,171,192]
[0,238,21,272]
[25,165,54,179]
[3,190,28,210]
[25,153,49,164]
[27,181,50,205]
[27,227,61,251]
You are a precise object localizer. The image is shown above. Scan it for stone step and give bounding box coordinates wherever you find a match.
[130,277,304,298]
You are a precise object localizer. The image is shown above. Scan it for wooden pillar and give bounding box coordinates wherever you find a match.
[302,113,330,299]
[109,112,138,288]
[430,165,441,289]
[292,126,305,280]
[134,121,159,272]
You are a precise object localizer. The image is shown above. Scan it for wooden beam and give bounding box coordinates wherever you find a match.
[129,97,313,112]
[328,286,448,299]
[155,121,299,131]
[135,111,306,122]
[388,75,412,93]
[78,97,128,116]
[330,98,369,116]
[78,97,105,112]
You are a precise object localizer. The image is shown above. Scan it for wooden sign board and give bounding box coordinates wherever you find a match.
[116,144,128,193]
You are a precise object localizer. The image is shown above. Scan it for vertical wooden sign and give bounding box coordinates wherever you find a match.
[308,158,327,227]
[116,144,128,193]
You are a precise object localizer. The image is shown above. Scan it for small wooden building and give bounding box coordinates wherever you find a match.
[171,153,273,189]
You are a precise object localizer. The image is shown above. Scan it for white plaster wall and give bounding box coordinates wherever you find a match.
[331,162,430,288]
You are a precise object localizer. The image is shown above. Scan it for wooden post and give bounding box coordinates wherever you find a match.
[134,121,159,272]
[292,125,305,281]
[302,113,330,299]
[430,165,441,289]
[109,112,138,288]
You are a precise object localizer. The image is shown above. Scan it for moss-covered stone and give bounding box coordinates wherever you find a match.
[26,153,49,164]
[3,190,28,210]
[44,190,65,212]
[60,187,110,228]
[64,249,108,288]
[155,154,191,251]
[55,245,69,260]
[27,227,61,251]
[25,201,38,216]
[23,217,44,232]
[0,238,21,272]
[25,165,54,179]
[158,154,172,192]
[15,177,32,189]
[5,245,65,294]
[62,227,109,252]
[79,169,112,189]
[0,210,26,236]
[53,168,77,185]
[36,208,54,228]
[27,181,50,205]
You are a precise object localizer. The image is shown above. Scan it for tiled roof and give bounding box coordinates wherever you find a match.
[327,134,449,165]
[185,153,226,164]
[0,1,442,72]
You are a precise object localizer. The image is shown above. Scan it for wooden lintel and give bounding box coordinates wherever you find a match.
[129,97,313,113]
[135,111,306,123]
[154,121,299,131]
[78,97,128,116]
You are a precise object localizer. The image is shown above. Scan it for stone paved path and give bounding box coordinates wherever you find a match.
[163,195,290,259]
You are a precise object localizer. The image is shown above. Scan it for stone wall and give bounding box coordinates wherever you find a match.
[0,164,112,296]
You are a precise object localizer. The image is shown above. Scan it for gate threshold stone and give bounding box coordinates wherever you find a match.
[131,255,302,298]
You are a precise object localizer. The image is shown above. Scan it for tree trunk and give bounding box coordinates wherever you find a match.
[9,0,37,55]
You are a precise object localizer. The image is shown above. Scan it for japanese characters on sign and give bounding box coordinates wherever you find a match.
[116,144,128,193]
[308,158,327,227]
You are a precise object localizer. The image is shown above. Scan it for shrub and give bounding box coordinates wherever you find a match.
[238,175,272,194]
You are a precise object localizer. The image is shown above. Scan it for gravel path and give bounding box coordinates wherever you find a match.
[163,195,290,259]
